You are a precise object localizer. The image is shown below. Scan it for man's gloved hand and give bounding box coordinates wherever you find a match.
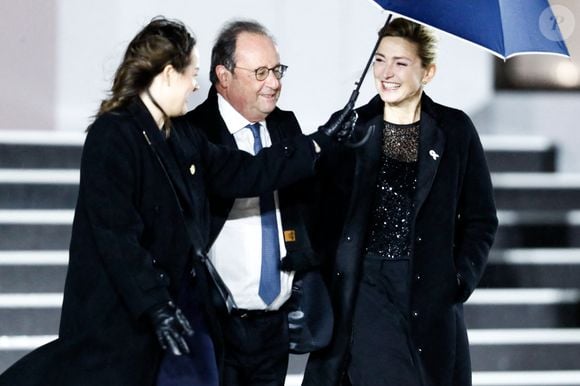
[280,250,322,273]
[318,101,358,143]
[147,301,194,356]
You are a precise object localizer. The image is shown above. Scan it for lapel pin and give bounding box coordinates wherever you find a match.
[189,164,196,175]
[429,150,440,160]
[284,230,296,242]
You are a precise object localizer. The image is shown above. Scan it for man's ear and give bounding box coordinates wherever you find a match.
[215,65,231,88]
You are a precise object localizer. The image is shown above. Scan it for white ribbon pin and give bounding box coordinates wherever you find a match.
[429,150,439,160]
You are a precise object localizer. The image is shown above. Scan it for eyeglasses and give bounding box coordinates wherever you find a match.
[234,64,288,81]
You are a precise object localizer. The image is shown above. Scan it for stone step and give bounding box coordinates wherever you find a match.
[482,135,557,173]
[469,329,580,371]
[1,288,576,335]
[0,130,83,169]
[0,132,553,173]
[2,328,579,375]
[0,210,73,250]
[481,249,580,288]
[495,211,580,248]
[465,289,580,329]
[0,129,85,169]
[0,335,55,374]
[471,370,580,386]
[0,169,79,209]
[492,173,580,211]
[0,335,580,380]
[285,360,580,385]
[5,171,580,211]
[0,251,68,292]
[0,294,61,335]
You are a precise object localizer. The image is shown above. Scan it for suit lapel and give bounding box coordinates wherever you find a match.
[414,98,446,216]
[265,111,284,144]
[200,90,238,149]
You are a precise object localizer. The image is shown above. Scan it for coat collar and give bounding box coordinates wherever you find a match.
[127,98,196,214]
[200,86,288,148]
[415,94,446,215]
[198,87,238,148]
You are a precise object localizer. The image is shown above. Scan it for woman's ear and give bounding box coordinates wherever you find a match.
[422,63,437,85]
[162,64,176,87]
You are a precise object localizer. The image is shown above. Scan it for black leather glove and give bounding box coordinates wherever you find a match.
[280,250,322,273]
[147,301,194,355]
[318,100,358,143]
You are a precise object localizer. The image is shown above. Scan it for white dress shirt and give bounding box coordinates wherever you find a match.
[207,94,294,310]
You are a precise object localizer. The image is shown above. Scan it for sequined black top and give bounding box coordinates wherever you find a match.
[364,121,420,259]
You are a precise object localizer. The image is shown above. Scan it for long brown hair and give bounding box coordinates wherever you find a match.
[97,16,196,117]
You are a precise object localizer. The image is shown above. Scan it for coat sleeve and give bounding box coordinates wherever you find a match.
[454,115,499,302]
[78,116,171,319]
[192,122,329,198]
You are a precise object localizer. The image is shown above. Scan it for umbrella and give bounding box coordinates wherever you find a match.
[370,0,570,60]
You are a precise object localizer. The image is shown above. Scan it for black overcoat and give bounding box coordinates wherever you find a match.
[303,94,498,386]
[0,98,322,386]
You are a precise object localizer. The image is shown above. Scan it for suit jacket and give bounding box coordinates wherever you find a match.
[303,94,498,386]
[184,87,320,271]
[0,98,321,386]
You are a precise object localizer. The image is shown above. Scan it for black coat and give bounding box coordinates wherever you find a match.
[0,99,321,386]
[303,94,498,386]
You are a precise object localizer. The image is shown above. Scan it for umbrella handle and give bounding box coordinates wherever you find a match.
[344,124,375,148]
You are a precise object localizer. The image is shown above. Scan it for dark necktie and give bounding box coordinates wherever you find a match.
[247,123,281,305]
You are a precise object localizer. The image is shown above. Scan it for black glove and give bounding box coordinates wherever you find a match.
[147,301,194,355]
[280,250,322,273]
[318,101,358,143]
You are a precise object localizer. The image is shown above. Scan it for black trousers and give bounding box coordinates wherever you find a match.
[220,309,289,386]
[347,257,424,386]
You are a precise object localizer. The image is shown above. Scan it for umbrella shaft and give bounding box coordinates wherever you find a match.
[352,13,393,99]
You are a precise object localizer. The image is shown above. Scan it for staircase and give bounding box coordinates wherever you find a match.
[0,130,81,372]
[1,131,580,385]
[466,136,580,386]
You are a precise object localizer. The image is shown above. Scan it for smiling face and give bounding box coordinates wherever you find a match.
[373,36,435,112]
[216,32,281,122]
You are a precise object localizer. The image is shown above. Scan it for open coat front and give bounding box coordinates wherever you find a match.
[0,99,320,386]
[303,94,498,386]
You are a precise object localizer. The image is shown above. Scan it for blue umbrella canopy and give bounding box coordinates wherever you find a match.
[371,0,570,59]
